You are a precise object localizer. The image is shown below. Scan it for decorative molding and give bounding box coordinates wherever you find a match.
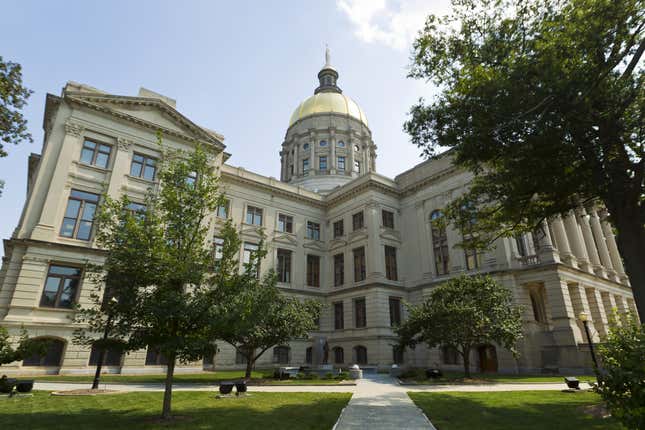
[117,137,134,152]
[64,120,85,137]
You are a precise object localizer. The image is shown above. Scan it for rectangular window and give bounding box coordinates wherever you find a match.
[306,254,320,287]
[334,253,344,287]
[334,302,344,330]
[80,139,111,168]
[333,220,344,238]
[352,211,364,231]
[186,171,198,186]
[337,156,345,171]
[319,156,327,170]
[216,199,229,219]
[354,160,360,173]
[130,153,157,181]
[382,210,395,229]
[278,214,293,233]
[306,221,320,240]
[465,248,481,270]
[89,344,122,366]
[385,245,398,281]
[60,189,100,241]
[354,297,366,328]
[213,237,224,261]
[145,347,168,365]
[40,265,82,309]
[243,242,260,277]
[277,249,292,283]
[303,158,309,172]
[290,164,294,175]
[353,247,366,282]
[245,205,263,225]
[389,297,402,326]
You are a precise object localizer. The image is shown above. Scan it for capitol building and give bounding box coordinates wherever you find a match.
[0,52,638,375]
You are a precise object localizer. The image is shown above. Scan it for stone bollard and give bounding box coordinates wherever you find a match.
[349,364,363,379]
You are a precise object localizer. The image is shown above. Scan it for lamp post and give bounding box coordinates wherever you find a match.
[578,312,598,369]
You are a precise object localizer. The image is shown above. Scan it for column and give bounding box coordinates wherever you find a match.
[366,203,385,278]
[552,216,575,265]
[578,207,604,276]
[585,288,608,338]
[294,143,300,176]
[614,295,629,323]
[589,208,614,275]
[563,211,590,270]
[329,131,336,174]
[309,134,316,175]
[568,283,598,342]
[536,220,557,263]
[599,209,627,280]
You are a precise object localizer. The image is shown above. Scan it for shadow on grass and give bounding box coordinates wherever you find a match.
[409,391,624,430]
[0,391,351,430]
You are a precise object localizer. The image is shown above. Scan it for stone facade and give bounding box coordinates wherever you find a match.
[0,59,638,376]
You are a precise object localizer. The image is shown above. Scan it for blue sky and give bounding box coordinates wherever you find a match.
[0,0,451,257]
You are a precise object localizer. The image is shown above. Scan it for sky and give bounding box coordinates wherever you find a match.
[0,0,452,258]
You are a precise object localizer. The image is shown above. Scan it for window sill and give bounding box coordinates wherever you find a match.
[126,174,157,186]
[74,160,111,173]
[36,306,76,313]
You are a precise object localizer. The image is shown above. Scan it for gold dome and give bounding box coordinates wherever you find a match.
[289,92,368,127]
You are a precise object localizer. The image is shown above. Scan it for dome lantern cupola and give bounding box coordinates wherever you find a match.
[315,46,341,94]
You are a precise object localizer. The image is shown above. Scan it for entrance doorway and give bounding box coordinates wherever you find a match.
[477,345,498,373]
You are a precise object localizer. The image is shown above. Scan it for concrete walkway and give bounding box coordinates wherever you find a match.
[333,374,435,430]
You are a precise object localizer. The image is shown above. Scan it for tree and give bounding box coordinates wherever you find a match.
[404,0,645,317]
[0,326,47,366]
[84,141,225,419]
[0,56,33,195]
[215,221,321,378]
[396,275,523,377]
[595,317,645,430]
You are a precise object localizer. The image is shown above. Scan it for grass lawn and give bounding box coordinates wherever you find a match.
[400,369,597,384]
[0,391,351,429]
[409,391,623,430]
[29,370,348,385]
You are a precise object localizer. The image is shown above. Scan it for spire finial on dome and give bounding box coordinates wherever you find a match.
[316,44,341,94]
[325,44,331,68]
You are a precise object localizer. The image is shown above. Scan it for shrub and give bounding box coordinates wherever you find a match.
[336,371,349,380]
[595,317,645,430]
[324,372,334,380]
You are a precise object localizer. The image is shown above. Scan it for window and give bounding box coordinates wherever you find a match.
[40,265,82,309]
[22,339,65,367]
[305,347,313,364]
[186,171,198,186]
[352,211,364,231]
[333,346,344,364]
[353,247,366,282]
[382,210,394,229]
[319,140,328,147]
[303,158,310,172]
[89,344,122,366]
[278,214,293,233]
[80,139,111,168]
[353,160,361,173]
[130,153,157,181]
[334,253,344,286]
[354,345,367,364]
[243,242,260,277]
[465,248,481,270]
[277,249,292,283]
[126,202,146,216]
[273,346,290,364]
[392,346,404,365]
[337,156,346,170]
[334,302,344,330]
[442,346,459,365]
[213,237,224,261]
[333,220,344,237]
[306,255,320,287]
[303,143,310,150]
[306,221,320,240]
[289,164,294,175]
[529,288,547,323]
[145,347,168,365]
[60,190,99,240]
[235,350,247,364]
[337,140,346,148]
[515,234,528,256]
[354,298,366,328]
[389,297,402,326]
[319,156,327,170]
[216,199,229,219]
[385,246,398,281]
[245,205,263,225]
[430,210,450,275]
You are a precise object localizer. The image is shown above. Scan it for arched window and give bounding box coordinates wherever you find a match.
[319,140,328,147]
[305,347,313,364]
[273,346,290,364]
[430,210,450,275]
[353,345,367,365]
[89,343,123,366]
[333,346,344,364]
[22,338,65,367]
[145,347,169,365]
[303,143,310,150]
[337,141,345,148]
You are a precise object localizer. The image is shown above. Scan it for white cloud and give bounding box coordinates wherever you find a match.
[337,0,453,51]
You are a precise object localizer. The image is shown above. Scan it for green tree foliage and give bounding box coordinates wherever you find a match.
[77,141,225,419]
[595,317,645,430]
[216,221,322,378]
[397,275,523,377]
[0,326,48,366]
[404,0,645,317]
[0,56,33,195]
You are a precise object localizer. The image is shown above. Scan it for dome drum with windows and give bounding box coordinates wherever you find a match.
[281,48,376,194]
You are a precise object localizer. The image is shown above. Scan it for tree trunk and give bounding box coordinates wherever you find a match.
[462,347,471,378]
[91,349,106,390]
[612,213,645,319]
[161,352,176,419]
[244,348,255,379]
